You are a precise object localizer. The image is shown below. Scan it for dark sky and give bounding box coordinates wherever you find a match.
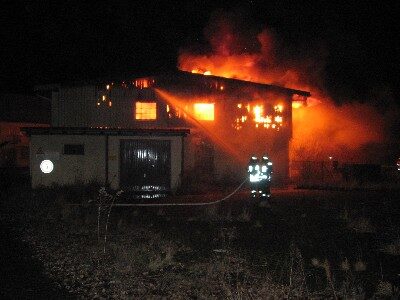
[1,0,399,103]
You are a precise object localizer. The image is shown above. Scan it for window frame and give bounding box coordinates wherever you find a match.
[63,144,85,155]
[135,101,157,121]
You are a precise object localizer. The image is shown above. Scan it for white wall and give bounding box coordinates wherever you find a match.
[30,134,184,191]
[30,135,106,188]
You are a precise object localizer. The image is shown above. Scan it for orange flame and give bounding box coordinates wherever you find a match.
[177,14,385,162]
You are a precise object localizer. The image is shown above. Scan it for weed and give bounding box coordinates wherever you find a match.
[348,217,376,233]
[375,280,393,297]
[340,257,351,271]
[288,242,308,298]
[95,187,123,254]
[380,239,400,256]
[311,258,337,299]
[146,238,178,272]
[202,204,220,221]
[237,207,251,222]
[354,260,367,272]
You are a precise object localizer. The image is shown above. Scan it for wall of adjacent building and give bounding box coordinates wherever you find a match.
[30,134,184,191]
[0,122,48,168]
[30,135,106,187]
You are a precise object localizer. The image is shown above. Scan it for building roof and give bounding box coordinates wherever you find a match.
[164,71,311,97]
[22,127,190,137]
[35,69,311,98]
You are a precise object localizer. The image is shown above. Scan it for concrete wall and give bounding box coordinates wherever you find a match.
[30,135,106,187]
[30,134,184,191]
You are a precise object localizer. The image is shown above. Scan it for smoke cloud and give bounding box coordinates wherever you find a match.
[178,11,395,163]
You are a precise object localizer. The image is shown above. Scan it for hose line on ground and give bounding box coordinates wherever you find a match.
[114,178,249,207]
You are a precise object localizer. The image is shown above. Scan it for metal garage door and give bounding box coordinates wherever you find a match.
[120,139,171,192]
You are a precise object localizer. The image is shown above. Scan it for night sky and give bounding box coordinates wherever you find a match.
[1,1,399,104]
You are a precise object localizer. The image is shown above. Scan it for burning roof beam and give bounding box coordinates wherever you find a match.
[179,71,311,98]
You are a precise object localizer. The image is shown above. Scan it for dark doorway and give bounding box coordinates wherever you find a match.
[194,138,214,176]
[120,139,171,192]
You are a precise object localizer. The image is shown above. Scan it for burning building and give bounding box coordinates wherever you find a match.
[27,70,310,192]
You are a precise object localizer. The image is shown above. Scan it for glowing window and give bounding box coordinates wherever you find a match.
[194,103,214,121]
[134,78,154,89]
[135,102,157,120]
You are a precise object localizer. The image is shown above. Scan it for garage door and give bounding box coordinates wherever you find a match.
[120,139,171,192]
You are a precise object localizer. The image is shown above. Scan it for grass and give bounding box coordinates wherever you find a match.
[2,181,400,298]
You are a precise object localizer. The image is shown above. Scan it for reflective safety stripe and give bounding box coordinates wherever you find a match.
[248,166,253,172]
[267,162,273,165]
[249,174,261,182]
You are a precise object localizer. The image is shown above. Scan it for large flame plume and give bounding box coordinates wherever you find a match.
[178,11,388,162]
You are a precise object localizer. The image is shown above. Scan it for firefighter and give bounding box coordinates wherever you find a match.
[259,154,273,198]
[248,156,261,198]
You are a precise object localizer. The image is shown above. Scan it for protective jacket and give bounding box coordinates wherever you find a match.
[260,156,273,181]
[248,157,261,183]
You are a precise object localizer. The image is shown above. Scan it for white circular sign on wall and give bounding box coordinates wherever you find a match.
[40,160,54,174]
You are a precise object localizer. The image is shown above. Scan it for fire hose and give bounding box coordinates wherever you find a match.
[113,178,249,207]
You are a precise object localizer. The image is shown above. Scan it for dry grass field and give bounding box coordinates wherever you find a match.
[1,177,399,298]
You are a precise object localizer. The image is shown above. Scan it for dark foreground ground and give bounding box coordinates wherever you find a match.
[1,178,400,298]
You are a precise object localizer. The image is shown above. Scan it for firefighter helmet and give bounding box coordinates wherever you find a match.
[248,156,259,174]
[262,155,272,165]
[249,155,259,165]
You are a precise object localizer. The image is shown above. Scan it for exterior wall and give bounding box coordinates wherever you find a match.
[52,85,170,128]
[183,130,290,185]
[181,92,292,183]
[30,134,184,191]
[0,122,48,168]
[30,135,106,187]
[158,79,293,183]
[52,86,96,127]
[49,73,302,185]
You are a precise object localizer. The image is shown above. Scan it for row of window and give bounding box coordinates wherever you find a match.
[135,102,215,121]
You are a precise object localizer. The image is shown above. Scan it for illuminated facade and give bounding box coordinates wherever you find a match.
[34,70,309,189]
[24,127,188,192]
